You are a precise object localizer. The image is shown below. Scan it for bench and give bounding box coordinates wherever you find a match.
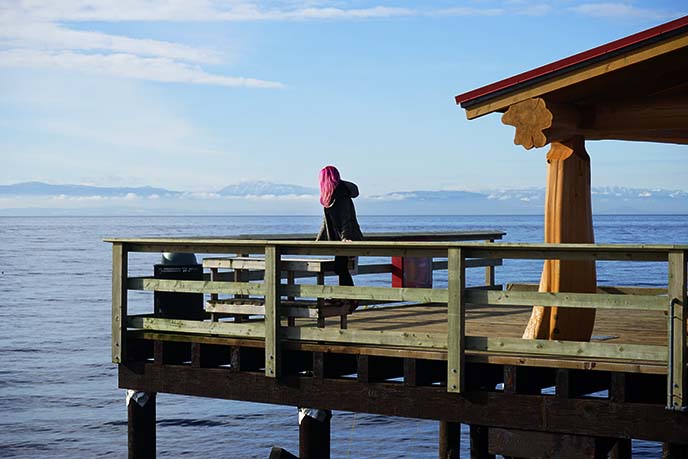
[203,256,357,328]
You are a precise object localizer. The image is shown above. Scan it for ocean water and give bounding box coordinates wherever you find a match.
[1,214,686,458]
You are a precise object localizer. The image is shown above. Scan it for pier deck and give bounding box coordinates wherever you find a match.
[107,234,688,458]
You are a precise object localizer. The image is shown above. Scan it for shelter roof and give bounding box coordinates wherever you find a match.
[455,16,688,120]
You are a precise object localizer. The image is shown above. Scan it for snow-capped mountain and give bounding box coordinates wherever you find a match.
[217,181,317,196]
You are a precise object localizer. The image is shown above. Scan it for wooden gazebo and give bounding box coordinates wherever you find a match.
[455,16,688,342]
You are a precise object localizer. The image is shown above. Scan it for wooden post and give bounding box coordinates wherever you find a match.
[447,247,466,393]
[112,243,128,363]
[469,425,493,459]
[523,136,597,341]
[439,421,461,459]
[210,267,219,322]
[299,408,331,459]
[287,270,296,327]
[484,239,496,287]
[127,390,155,459]
[317,272,325,328]
[610,439,632,459]
[668,250,687,410]
[265,245,281,378]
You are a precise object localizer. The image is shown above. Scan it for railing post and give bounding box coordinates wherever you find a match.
[667,250,687,410]
[448,247,466,393]
[265,245,281,378]
[484,238,496,288]
[112,242,128,364]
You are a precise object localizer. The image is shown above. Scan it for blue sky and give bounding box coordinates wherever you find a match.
[1,1,686,198]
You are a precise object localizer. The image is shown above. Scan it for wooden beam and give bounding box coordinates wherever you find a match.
[466,336,666,362]
[502,96,688,149]
[507,283,668,296]
[466,289,667,311]
[128,277,265,296]
[281,326,448,349]
[120,363,688,444]
[488,428,613,458]
[128,316,266,338]
[282,283,447,303]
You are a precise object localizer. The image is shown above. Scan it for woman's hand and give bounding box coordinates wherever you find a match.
[342,238,352,243]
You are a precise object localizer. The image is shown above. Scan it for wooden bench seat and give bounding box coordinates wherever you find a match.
[202,256,356,273]
[202,256,358,329]
[205,298,352,319]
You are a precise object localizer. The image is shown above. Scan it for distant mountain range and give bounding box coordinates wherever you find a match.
[0,181,181,197]
[0,181,686,215]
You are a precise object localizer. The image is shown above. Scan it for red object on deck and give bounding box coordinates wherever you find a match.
[455,15,688,107]
[392,256,433,288]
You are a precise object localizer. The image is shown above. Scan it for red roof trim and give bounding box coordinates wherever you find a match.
[455,15,688,106]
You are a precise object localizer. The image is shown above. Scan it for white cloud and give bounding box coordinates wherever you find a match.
[568,3,680,20]
[0,1,287,88]
[8,0,655,92]
[430,7,505,17]
[1,1,416,22]
[0,21,220,63]
[0,49,283,88]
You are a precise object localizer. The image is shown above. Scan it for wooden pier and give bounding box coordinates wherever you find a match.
[106,233,688,458]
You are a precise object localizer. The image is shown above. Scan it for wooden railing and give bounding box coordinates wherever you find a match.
[107,238,687,410]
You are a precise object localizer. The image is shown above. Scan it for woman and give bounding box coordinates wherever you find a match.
[316,165,363,287]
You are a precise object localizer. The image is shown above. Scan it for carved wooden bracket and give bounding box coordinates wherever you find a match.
[501,98,581,150]
[501,96,688,149]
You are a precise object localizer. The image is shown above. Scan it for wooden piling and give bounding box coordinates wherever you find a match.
[439,421,461,459]
[127,391,155,459]
[469,425,493,459]
[299,408,331,459]
[610,439,632,459]
[269,447,299,459]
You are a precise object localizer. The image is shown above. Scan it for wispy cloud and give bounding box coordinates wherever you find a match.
[1,1,681,88]
[0,1,289,88]
[430,7,505,17]
[0,21,220,63]
[0,49,283,88]
[568,2,683,21]
[1,2,416,22]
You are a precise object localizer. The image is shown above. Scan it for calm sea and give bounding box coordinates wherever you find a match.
[1,215,686,458]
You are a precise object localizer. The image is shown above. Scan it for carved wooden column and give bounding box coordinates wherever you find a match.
[521,136,597,340]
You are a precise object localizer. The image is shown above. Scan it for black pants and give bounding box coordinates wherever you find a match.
[334,256,353,286]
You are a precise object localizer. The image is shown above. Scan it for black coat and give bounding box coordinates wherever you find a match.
[316,181,363,242]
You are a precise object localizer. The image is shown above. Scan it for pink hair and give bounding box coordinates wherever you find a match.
[319,165,341,206]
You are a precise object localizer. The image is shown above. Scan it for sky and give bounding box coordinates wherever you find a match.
[1,0,687,198]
